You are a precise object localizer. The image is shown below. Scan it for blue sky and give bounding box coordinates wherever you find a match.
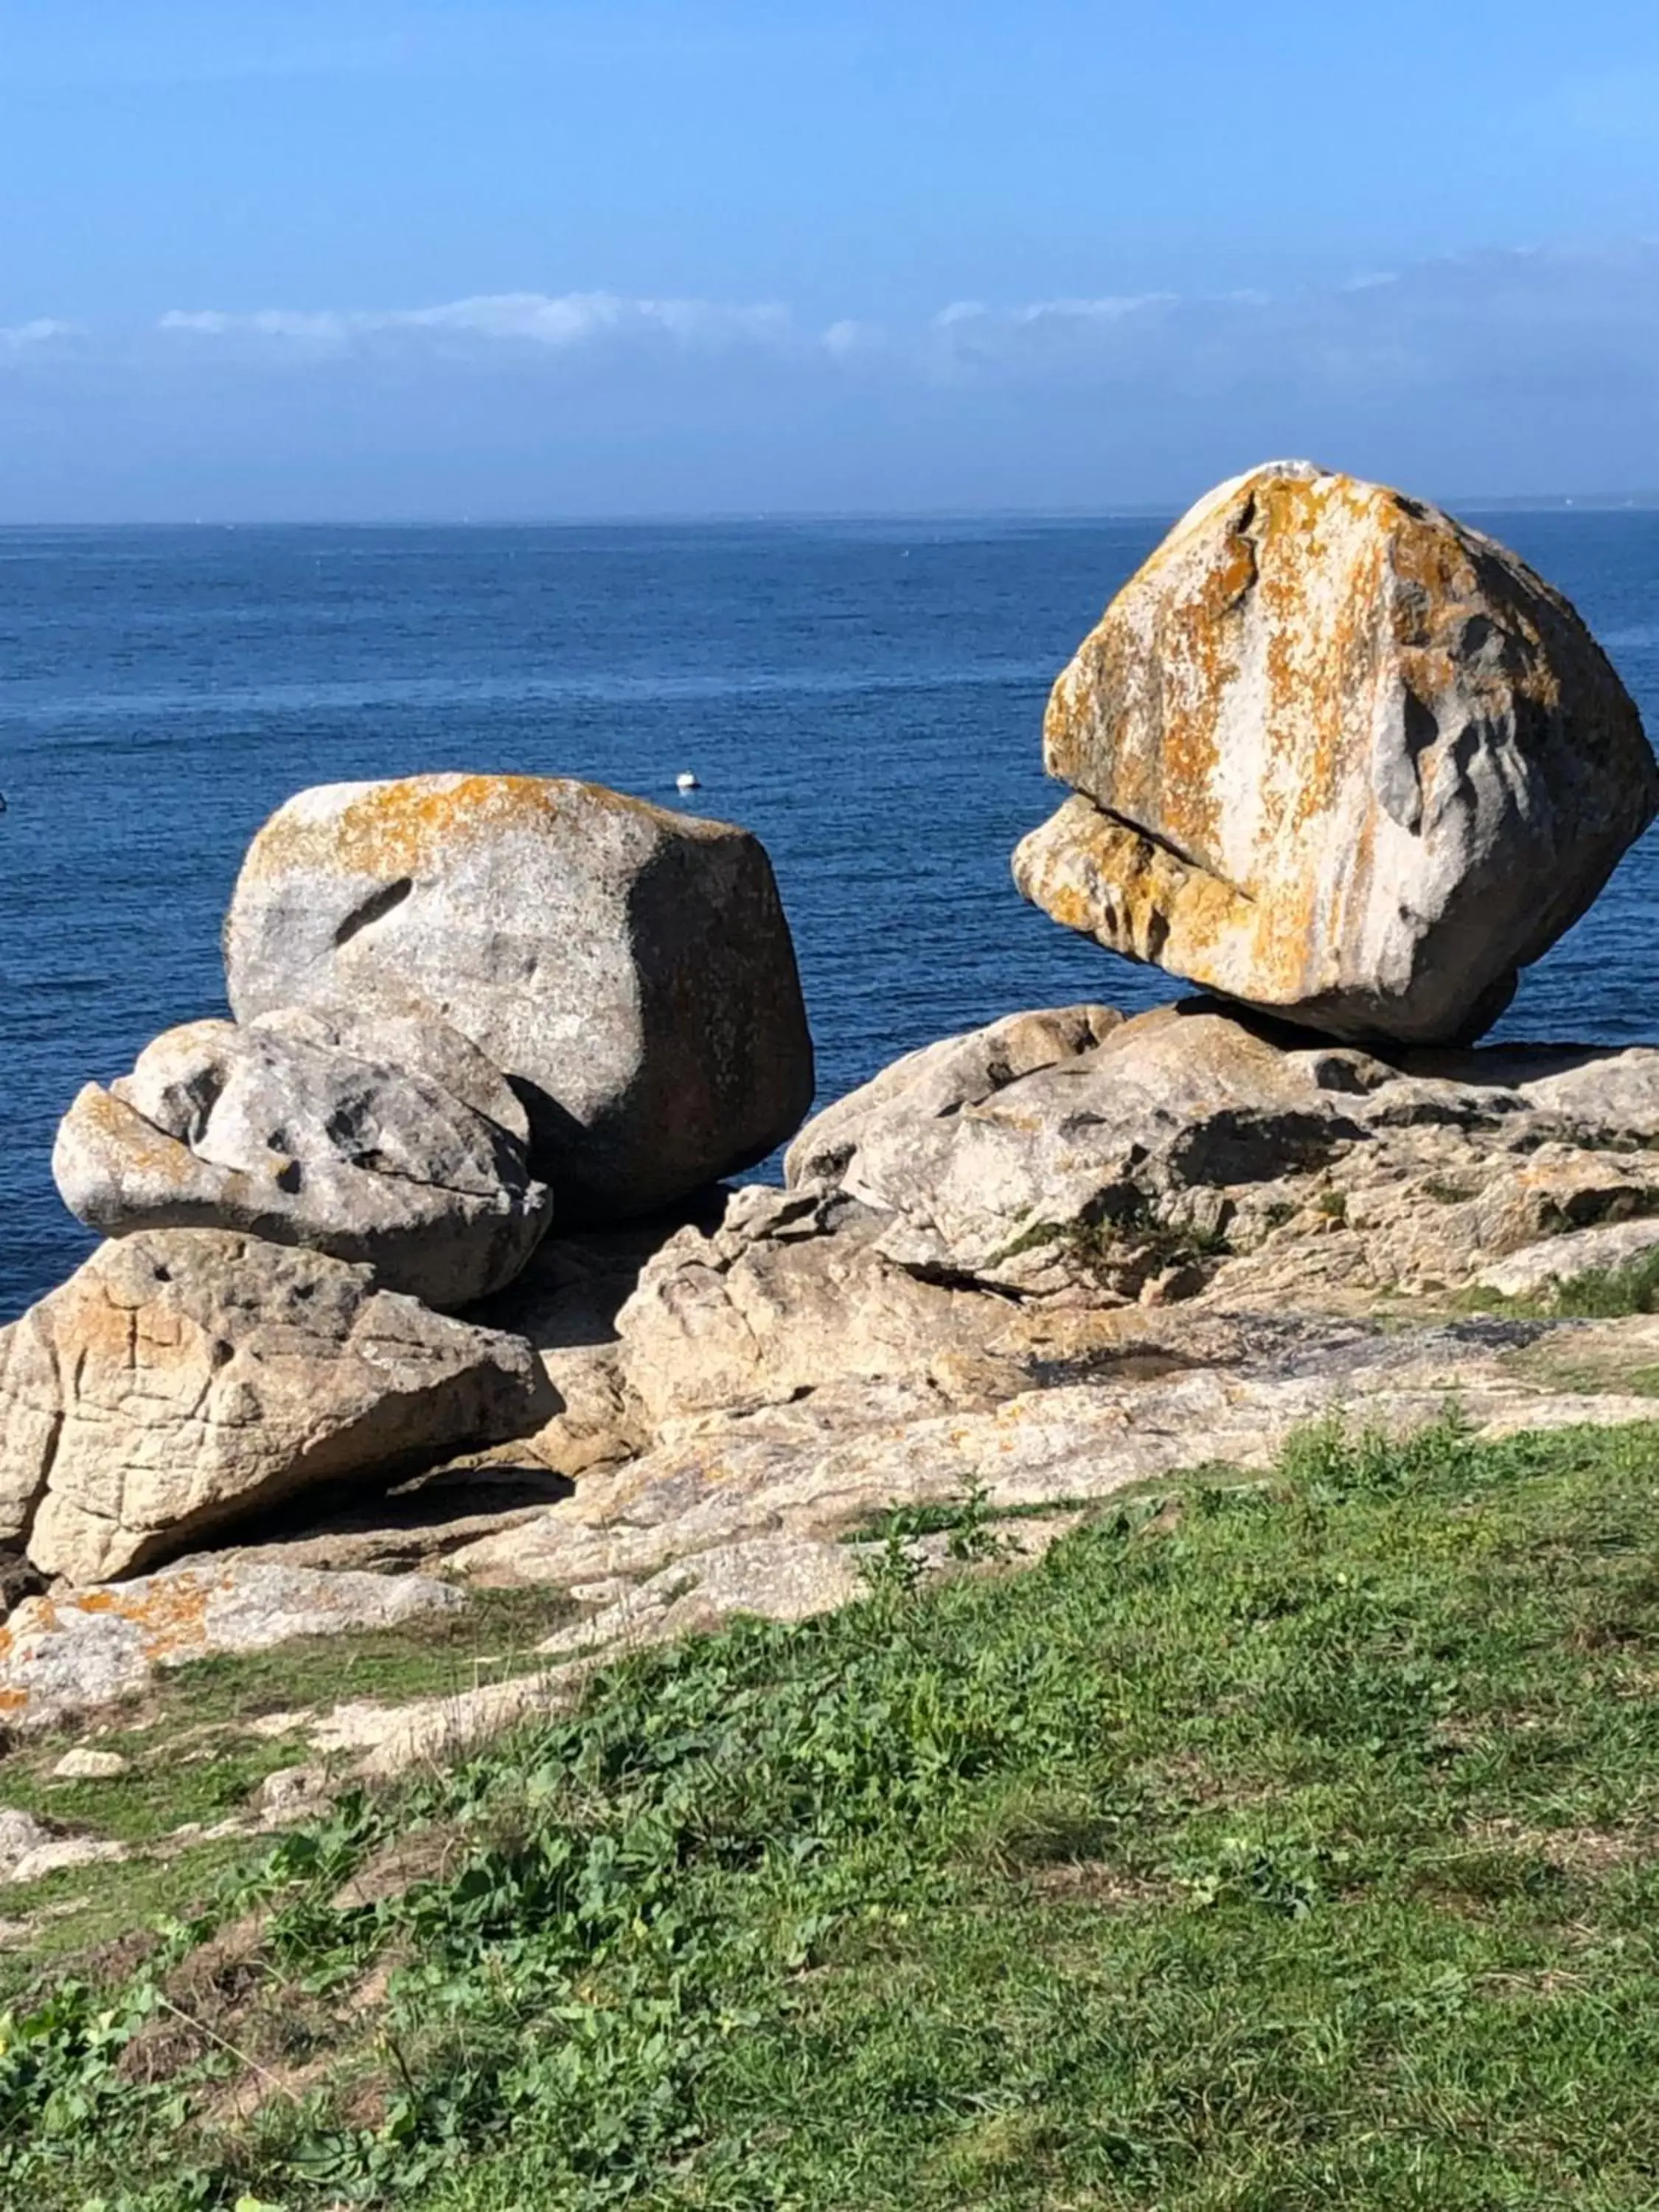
[3,0,1658,517]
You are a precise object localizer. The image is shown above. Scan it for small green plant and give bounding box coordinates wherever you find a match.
[858,1517,927,1601]
[1550,1246,1659,1318]
[945,1476,1010,1563]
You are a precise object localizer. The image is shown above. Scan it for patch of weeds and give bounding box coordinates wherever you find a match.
[1314,1188,1349,1222]
[1,1731,311,1848]
[1551,1248,1659,1319]
[846,1489,1094,1548]
[985,1197,1231,1279]
[1462,1248,1659,1325]
[982,1216,1068,1267]
[1423,1178,1479,1206]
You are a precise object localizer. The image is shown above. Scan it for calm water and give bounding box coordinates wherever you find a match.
[3,513,1657,1323]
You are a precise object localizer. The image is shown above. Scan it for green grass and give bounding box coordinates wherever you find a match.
[1465,1245,1659,1323]
[1548,1248,1659,1318]
[0,1585,580,1987]
[10,1415,1659,2208]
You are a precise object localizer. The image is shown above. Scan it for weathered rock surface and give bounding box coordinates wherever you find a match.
[449,1314,1659,1594]
[14,999,1659,1788]
[257,997,533,1144]
[536,1535,867,1655]
[223,773,815,1220]
[52,1747,131,1779]
[0,1229,552,1583]
[0,1806,127,1887]
[1474,1216,1659,1302]
[1015,462,1659,1043]
[54,1013,550,1309]
[0,1554,464,1731]
[0,1811,55,1879]
[785,1000,1659,1304]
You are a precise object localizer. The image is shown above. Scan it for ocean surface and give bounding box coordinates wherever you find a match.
[4,512,1658,1324]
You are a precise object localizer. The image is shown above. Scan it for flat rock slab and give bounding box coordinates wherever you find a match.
[448,1315,1659,1593]
[0,1228,552,1583]
[1015,462,1658,1043]
[223,772,815,1220]
[0,1556,465,1731]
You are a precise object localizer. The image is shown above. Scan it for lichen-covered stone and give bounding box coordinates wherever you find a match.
[223,773,815,1220]
[0,1558,465,1731]
[53,1014,551,1309]
[1015,462,1659,1043]
[785,999,1659,1301]
[0,1228,552,1584]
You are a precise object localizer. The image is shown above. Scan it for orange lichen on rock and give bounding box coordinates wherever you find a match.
[64,1570,219,1660]
[240,773,728,886]
[1020,459,1658,1045]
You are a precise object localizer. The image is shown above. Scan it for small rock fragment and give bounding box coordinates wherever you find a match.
[51,1747,131,1781]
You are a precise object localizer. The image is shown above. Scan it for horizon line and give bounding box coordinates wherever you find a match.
[2,492,1658,531]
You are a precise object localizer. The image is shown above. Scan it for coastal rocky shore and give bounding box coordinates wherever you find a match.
[4,462,1658,1876]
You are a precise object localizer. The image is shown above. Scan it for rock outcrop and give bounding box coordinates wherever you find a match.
[53,1012,551,1310]
[785,998,1659,1304]
[0,1228,552,1583]
[1015,462,1658,1043]
[223,773,815,1220]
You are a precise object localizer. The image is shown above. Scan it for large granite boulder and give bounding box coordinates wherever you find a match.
[223,773,815,1220]
[1015,461,1659,1044]
[0,1228,552,1583]
[52,1011,551,1310]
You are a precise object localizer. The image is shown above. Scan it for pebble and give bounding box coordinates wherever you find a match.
[51,1747,131,1780]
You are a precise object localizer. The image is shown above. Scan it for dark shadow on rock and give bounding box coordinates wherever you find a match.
[206,1458,580,1576]
[1166,992,1655,1085]
[470,1183,731,1353]
[0,1549,45,1617]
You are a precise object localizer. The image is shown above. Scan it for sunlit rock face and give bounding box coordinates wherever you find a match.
[1015,461,1659,1044]
[224,773,815,1221]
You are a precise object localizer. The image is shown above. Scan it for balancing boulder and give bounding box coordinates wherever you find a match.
[1014,460,1659,1044]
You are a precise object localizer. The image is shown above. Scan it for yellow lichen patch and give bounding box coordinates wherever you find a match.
[1013,799,1262,996]
[240,773,724,886]
[1027,459,1656,1034]
[69,1087,204,1183]
[68,1571,220,1662]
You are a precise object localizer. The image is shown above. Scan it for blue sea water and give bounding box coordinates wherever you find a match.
[3,512,1658,1324]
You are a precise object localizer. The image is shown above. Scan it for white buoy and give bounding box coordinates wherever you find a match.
[676,771,700,793]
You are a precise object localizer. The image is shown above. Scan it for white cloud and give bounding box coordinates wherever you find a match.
[0,317,79,358]
[15,244,1659,444]
[157,291,803,360]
